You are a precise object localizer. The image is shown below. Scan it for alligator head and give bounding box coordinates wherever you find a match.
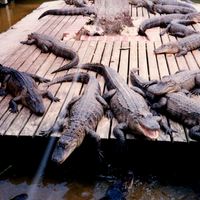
[51,133,81,164]
[23,92,45,116]
[128,114,160,139]
[154,43,179,55]
[148,79,181,96]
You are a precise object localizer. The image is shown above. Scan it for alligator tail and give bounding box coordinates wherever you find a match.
[138,28,150,40]
[38,10,58,19]
[51,53,80,74]
[47,72,90,86]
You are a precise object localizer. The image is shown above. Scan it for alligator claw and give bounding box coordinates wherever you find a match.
[39,128,53,137]
[53,97,60,102]
[9,107,18,113]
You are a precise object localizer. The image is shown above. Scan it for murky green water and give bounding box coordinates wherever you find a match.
[1,174,200,200]
[0,0,55,33]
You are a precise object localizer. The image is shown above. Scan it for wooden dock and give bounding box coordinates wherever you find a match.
[1,0,200,143]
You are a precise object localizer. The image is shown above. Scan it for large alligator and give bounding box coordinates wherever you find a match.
[138,12,200,38]
[160,21,198,37]
[129,0,155,14]
[152,4,197,14]
[21,32,79,74]
[60,63,165,142]
[64,0,88,7]
[0,64,59,116]
[130,69,200,98]
[152,0,196,9]
[154,33,200,56]
[40,72,109,164]
[152,92,200,141]
[38,6,95,19]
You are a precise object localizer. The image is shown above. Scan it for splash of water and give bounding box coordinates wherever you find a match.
[27,137,56,200]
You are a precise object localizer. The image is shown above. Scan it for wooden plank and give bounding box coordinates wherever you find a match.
[160,33,188,143]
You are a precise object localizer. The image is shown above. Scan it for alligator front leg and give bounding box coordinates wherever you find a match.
[96,94,109,109]
[175,48,188,57]
[27,73,50,83]
[9,95,22,113]
[40,90,60,102]
[113,123,128,145]
[191,74,200,95]
[20,39,35,45]
[189,125,200,141]
[85,127,103,161]
[160,24,171,36]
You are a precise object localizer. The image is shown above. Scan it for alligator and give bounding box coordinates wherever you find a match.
[59,63,166,142]
[154,33,200,56]
[40,72,109,164]
[152,91,200,141]
[0,64,59,116]
[21,32,79,74]
[152,0,196,9]
[130,69,200,98]
[138,12,200,39]
[9,193,28,200]
[152,4,197,14]
[129,0,155,14]
[160,21,198,37]
[100,171,133,200]
[64,0,88,7]
[38,6,95,20]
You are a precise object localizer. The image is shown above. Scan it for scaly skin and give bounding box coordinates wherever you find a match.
[130,69,200,97]
[154,33,200,56]
[64,0,88,7]
[60,63,162,142]
[21,32,79,73]
[152,0,196,9]
[0,64,59,116]
[138,12,200,38]
[40,72,108,164]
[38,6,95,19]
[153,4,197,14]
[129,0,155,14]
[160,21,198,37]
[152,92,200,141]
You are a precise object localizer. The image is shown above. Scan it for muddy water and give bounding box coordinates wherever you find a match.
[0,0,54,33]
[0,175,200,200]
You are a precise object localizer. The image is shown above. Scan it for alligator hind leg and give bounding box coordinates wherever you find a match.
[9,95,22,113]
[189,126,200,142]
[40,90,60,102]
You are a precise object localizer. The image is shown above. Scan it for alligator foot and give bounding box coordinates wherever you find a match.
[9,100,18,113]
[191,88,200,95]
[39,127,53,137]
[105,110,114,119]
[42,91,60,102]
[160,120,177,139]
[189,126,200,141]
[0,88,7,96]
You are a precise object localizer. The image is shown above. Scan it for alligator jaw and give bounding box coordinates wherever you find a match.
[51,141,77,164]
[139,124,159,139]
[154,44,178,55]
